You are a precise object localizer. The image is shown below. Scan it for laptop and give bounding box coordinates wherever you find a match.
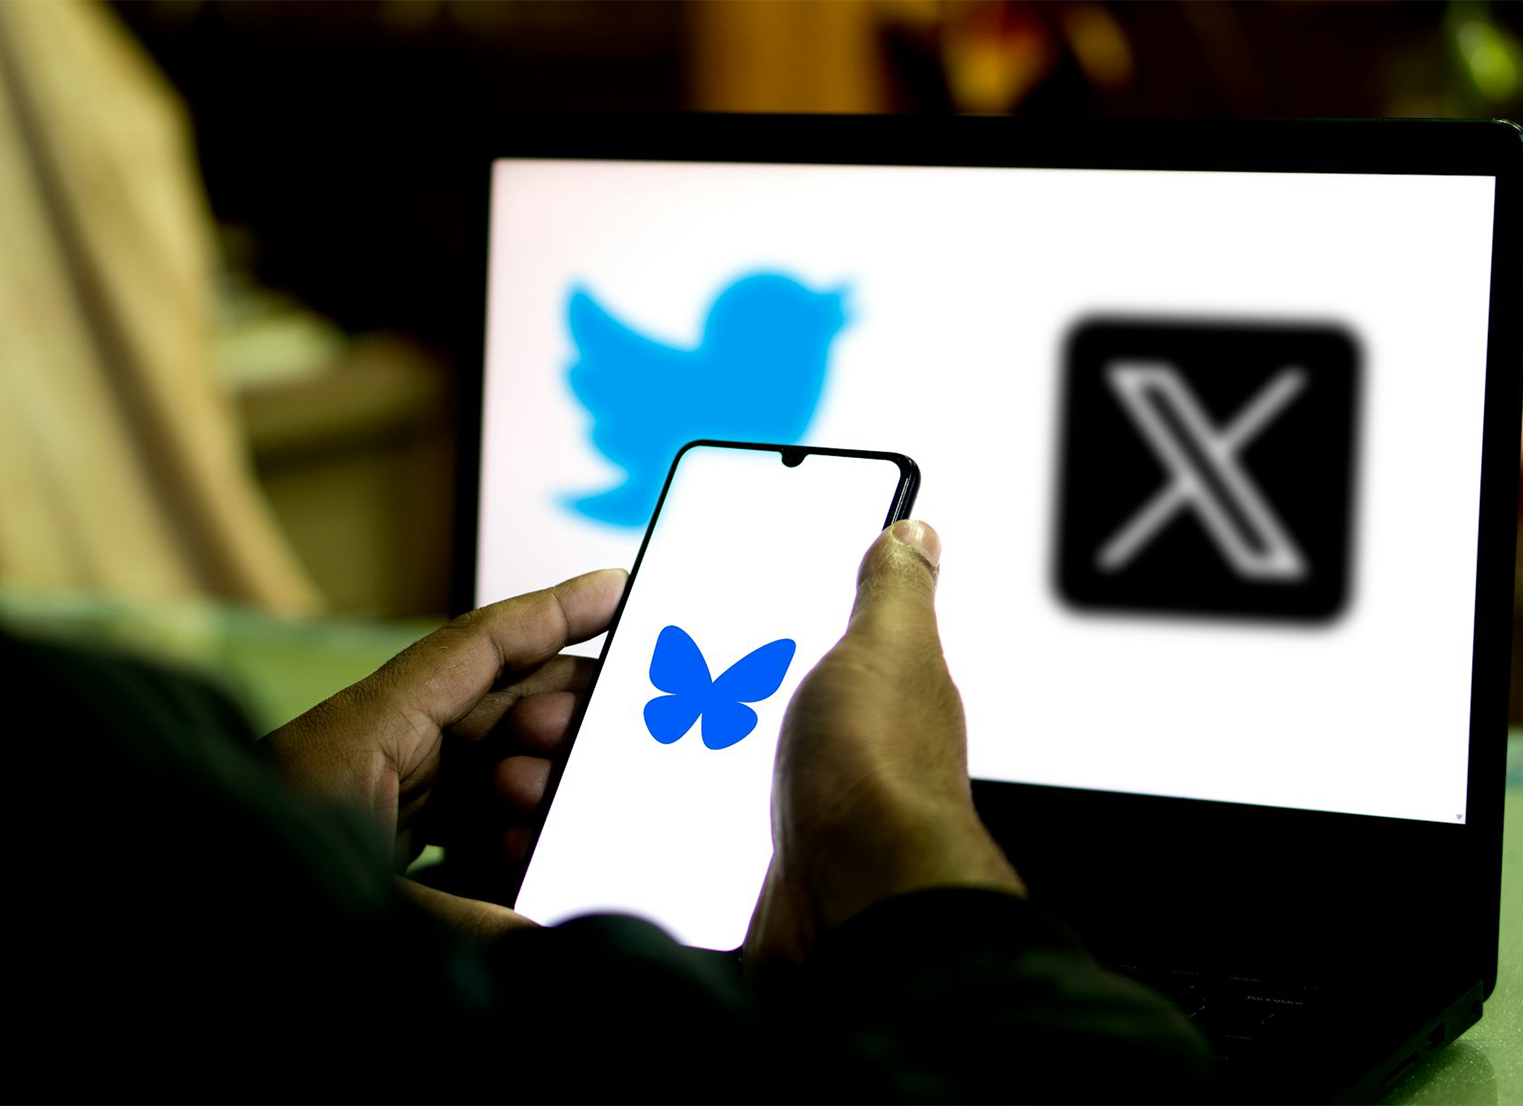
[459,117,1520,1102]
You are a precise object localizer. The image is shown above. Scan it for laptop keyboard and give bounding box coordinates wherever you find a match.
[1109,959,1481,1100]
[1110,961,1327,1064]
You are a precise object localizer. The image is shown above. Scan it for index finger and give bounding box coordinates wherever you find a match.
[383,568,627,730]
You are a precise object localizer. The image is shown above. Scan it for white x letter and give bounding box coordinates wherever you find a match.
[1096,363,1308,580]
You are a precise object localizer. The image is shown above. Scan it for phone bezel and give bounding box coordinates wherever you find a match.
[503,439,920,927]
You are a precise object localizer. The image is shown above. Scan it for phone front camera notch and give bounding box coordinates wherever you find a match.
[781,448,804,468]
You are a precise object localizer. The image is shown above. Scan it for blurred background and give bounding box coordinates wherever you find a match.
[2,0,1522,731]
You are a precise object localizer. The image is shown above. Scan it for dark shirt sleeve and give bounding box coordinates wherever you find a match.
[790,887,1221,1102]
[473,888,1218,1103]
[8,627,1215,1103]
[9,628,484,1100]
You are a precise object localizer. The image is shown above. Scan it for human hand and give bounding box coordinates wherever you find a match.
[264,569,627,932]
[745,521,1024,969]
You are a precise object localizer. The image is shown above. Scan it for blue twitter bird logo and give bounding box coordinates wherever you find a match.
[565,273,850,527]
[644,626,797,750]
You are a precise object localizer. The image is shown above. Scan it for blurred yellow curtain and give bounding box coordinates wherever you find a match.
[0,1,318,613]
[688,0,888,113]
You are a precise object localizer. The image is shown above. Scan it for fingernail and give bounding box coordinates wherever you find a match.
[891,519,941,568]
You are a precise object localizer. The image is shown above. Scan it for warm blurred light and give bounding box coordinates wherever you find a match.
[688,0,886,113]
[941,2,1055,113]
[448,0,525,33]
[379,0,445,33]
[875,0,940,32]
[1457,17,1521,102]
[1060,2,1133,89]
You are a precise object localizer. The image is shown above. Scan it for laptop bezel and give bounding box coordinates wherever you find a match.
[458,116,1521,1002]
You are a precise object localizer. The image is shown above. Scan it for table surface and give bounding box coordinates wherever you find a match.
[1385,733,1523,1105]
[1,588,1518,1103]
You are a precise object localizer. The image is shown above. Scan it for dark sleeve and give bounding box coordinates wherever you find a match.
[7,627,1216,1103]
[7,629,488,1101]
[789,886,1222,1103]
[5,628,752,1100]
[471,887,1219,1104]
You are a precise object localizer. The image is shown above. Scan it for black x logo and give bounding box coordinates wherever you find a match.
[1056,320,1359,622]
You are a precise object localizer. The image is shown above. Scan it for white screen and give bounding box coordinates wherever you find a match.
[514,445,906,948]
[479,158,1497,828]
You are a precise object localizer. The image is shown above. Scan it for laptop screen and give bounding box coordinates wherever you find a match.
[477,157,1497,827]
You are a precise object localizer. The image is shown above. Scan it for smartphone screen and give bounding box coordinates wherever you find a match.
[513,442,917,950]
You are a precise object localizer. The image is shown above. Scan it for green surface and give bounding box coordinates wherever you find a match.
[1385,734,1523,1105]
[3,587,1519,1102]
[0,587,435,732]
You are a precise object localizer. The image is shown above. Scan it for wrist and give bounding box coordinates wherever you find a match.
[807,794,1026,931]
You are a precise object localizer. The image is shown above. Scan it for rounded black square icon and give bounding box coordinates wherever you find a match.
[1056,319,1359,622]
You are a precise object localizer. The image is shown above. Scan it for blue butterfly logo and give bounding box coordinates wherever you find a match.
[643,625,797,750]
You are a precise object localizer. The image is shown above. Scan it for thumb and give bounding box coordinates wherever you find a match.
[847,519,942,640]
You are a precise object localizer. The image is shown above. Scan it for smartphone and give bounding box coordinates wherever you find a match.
[512,440,919,951]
